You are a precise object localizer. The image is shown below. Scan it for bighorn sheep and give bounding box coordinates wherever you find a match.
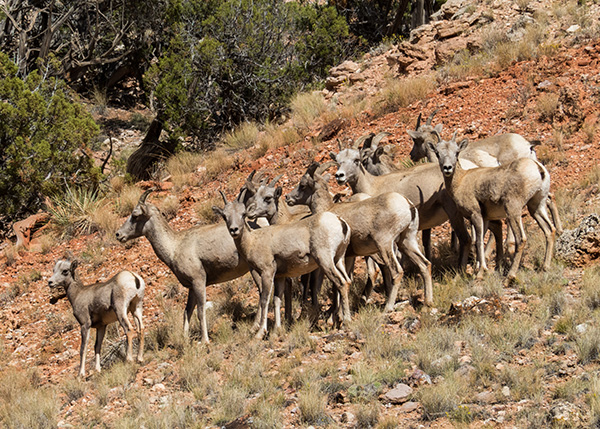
[286,162,434,307]
[358,132,399,175]
[48,255,145,377]
[407,111,563,234]
[115,190,250,344]
[330,144,471,267]
[427,131,555,282]
[214,190,353,338]
[246,173,373,316]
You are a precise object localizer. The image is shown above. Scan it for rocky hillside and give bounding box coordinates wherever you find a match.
[1,0,600,427]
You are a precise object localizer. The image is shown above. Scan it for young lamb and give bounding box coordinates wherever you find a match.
[48,255,145,377]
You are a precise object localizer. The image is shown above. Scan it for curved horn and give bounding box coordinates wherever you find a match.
[371,132,391,149]
[337,138,343,151]
[139,189,153,204]
[432,129,442,143]
[426,109,438,126]
[219,190,228,204]
[315,161,336,176]
[415,113,422,130]
[451,130,458,141]
[305,162,320,177]
[237,188,247,203]
[269,174,284,187]
[354,132,375,149]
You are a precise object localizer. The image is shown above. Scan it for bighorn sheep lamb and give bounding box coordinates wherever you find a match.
[330,144,471,267]
[214,190,353,338]
[286,162,434,307]
[48,255,145,377]
[427,131,555,283]
[115,189,250,344]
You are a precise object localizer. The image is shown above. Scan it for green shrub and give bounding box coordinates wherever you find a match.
[0,53,101,225]
[146,0,349,146]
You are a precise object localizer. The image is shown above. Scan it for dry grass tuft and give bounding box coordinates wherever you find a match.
[195,194,223,224]
[166,151,203,190]
[160,195,180,220]
[536,92,560,122]
[3,243,18,267]
[418,374,467,421]
[203,149,235,182]
[298,382,329,425]
[115,185,142,217]
[91,203,120,239]
[290,91,328,130]
[256,123,301,156]
[373,75,436,116]
[223,121,260,150]
[0,368,59,428]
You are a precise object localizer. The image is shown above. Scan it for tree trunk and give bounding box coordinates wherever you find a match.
[126,118,176,181]
[387,0,410,36]
[411,0,426,29]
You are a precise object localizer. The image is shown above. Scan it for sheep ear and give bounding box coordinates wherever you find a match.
[274,187,282,199]
[457,138,469,152]
[70,259,79,273]
[426,142,439,157]
[212,206,224,219]
[434,124,443,133]
[407,130,419,140]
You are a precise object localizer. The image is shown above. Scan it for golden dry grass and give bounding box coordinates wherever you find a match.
[373,74,436,116]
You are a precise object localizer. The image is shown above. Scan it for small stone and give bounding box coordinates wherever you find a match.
[501,386,511,398]
[382,383,413,404]
[340,411,355,423]
[567,24,580,33]
[475,390,496,404]
[152,383,166,391]
[399,401,420,413]
[576,323,589,333]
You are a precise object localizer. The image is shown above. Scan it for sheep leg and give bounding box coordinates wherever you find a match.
[529,201,556,271]
[471,214,488,279]
[398,231,433,307]
[422,229,432,261]
[321,255,352,327]
[183,291,197,337]
[133,302,144,363]
[273,277,285,330]
[488,220,504,271]
[377,242,404,312]
[94,325,106,374]
[115,307,136,361]
[547,193,563,235]
[443,198,471,267]
[284,278,293,326]
[256,270,275,340]
[191,274,209,344]
[251,271,263,331]
[361,256,380,305]
[79,323,91,377]
[309,269,324,326]
[505,214,526,282]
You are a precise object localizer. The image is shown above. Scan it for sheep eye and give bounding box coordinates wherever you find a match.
[62,270,69,275]
[264,197,272,203]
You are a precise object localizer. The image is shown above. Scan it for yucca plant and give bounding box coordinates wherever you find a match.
[47,186,105,238]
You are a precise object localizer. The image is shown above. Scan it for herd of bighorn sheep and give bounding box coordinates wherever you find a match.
[48,111,561,376]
